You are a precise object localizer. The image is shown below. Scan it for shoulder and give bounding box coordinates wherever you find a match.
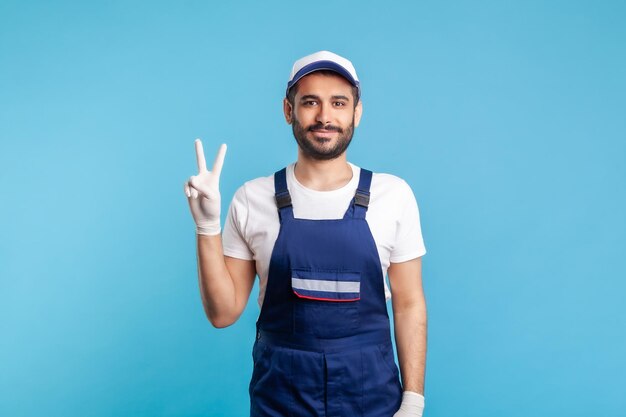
[229,171,277,214]
[371,171,410,188]
[345,164,416,216]
[369,171,414,201]
[348,163,409,192]
[240,172,275,195]
[229,167,279,197]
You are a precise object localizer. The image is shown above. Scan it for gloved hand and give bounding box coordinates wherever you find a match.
[184,139,227,235]
[393,391,425,417]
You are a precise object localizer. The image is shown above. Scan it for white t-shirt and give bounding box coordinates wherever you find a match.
[222,162,426,308]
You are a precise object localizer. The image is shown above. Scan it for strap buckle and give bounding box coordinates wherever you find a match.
[354,191,370,207]
[275,192,292,209]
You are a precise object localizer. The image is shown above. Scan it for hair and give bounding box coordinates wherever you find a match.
[286,70,360,109]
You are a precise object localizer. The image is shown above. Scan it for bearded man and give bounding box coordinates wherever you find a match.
[184,50,428,417]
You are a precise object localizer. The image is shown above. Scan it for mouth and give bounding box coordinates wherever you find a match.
[308,124,342,139]
[309,129,338,139]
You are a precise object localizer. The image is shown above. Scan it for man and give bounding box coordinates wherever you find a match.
[184,51,427,417]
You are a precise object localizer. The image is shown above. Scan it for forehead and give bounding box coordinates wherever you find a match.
[294,72,354,99]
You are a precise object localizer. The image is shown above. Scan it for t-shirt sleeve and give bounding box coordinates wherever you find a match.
[222,184,255,260]
[389,181,427,263]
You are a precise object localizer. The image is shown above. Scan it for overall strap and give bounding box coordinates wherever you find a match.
[351,168,372,219]
[274,168,293,222]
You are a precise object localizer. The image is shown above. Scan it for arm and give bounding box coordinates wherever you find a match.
[388,256,427,395]
[184,139,256,328]
[196,235,256,328]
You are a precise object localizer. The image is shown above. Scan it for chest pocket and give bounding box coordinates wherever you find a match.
[291,269,361,301]
[292,268,361,338]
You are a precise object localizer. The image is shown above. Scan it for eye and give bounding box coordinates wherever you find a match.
[302,100,318,106]
[334,101,347,107]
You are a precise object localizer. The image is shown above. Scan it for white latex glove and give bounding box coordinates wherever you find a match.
[393,391,425,417]
[184,139,227,235]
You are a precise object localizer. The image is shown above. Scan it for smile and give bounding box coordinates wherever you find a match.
[310,130,338,138]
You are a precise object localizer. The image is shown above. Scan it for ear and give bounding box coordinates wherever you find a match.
[353,100,363,128]
[283,98,293,124]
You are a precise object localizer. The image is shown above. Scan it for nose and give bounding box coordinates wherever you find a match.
[315,102,332,125]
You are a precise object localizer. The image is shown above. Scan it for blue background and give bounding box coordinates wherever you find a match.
[1,1,625,416]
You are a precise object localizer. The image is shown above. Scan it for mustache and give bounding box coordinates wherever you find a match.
[307,123,343,133]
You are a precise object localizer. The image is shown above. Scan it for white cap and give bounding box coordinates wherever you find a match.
[286,50,360,99]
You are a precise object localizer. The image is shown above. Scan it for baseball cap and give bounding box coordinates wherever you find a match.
[286,50,361,100]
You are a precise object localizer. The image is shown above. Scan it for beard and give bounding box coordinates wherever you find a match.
[292,116,355,161]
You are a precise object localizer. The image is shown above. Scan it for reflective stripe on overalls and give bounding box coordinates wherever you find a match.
[249,167,402,417]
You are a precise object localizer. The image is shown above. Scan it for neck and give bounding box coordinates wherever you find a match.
[294,151,353,191]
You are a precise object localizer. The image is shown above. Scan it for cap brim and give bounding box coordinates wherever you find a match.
[286,60,360,98]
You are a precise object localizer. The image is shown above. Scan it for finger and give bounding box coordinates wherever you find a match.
[211,143,227,177]
[189,176,208,199]
[188,176,199,197]
[184,182,191,198]
[195,139,208,173]
[189,175,201,192]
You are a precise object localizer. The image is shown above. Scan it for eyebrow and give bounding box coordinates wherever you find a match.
[299,94,351,102]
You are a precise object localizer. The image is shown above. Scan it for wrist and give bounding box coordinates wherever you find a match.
[399,391,425,416]
[403,391,424,401]
[196,219,221,235]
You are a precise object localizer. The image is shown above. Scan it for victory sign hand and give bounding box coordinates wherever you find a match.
[184,139,227,235]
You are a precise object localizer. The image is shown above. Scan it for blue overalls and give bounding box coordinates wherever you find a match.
[249,167,402,417]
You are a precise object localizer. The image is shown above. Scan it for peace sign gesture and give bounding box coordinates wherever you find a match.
[184,139,227,235]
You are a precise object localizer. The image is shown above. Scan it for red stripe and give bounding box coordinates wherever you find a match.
[293,290,360,302]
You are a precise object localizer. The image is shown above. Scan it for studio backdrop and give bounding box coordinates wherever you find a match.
[1,1,625,416]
